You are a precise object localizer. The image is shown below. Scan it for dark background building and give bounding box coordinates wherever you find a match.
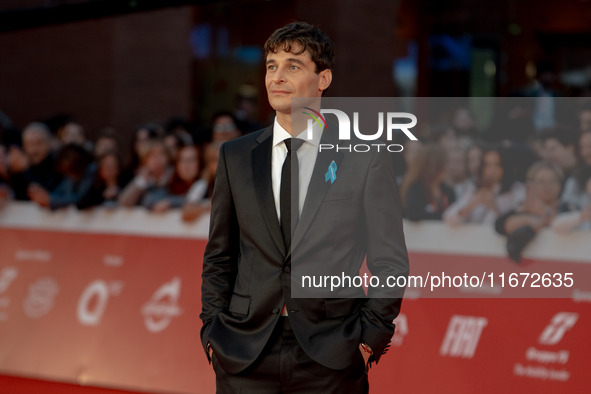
[1,0,591,150]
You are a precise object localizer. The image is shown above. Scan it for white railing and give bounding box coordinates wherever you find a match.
[1,201,590,263]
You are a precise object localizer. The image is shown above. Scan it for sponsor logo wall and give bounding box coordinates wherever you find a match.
[0,202,589,393]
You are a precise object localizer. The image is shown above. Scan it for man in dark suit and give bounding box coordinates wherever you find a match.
[200,21,409,393]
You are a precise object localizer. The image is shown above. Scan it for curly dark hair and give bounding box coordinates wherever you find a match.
[264,21,335,73]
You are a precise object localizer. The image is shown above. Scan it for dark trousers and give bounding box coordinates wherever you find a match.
[212,317,369,394]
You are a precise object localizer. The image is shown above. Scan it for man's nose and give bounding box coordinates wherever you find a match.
[272,66,287,83]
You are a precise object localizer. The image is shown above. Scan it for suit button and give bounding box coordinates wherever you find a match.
[284,266,291,273]
[272,307,280,314]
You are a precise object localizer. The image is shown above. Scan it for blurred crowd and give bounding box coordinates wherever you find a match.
[1,98,591,262]
[397,98,591,261]
[0,111,257,223]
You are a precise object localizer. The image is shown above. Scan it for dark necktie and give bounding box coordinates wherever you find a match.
[280,138,304,252]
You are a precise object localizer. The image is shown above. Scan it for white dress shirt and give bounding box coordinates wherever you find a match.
[271,117,322,316]
[271,117,322,223]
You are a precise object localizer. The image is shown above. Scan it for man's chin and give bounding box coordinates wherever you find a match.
[269,102,292,115]
[269,98,320,115]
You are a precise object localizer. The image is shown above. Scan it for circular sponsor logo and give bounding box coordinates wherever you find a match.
[23,277,59,318]
[142,277,183,333]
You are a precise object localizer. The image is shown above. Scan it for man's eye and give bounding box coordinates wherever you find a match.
[290,65,299,70]
[267,65,276,71]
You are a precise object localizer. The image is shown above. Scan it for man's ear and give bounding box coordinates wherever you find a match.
[318,69,332,93]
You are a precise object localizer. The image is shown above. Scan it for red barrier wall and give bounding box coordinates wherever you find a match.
[0,203,589,393]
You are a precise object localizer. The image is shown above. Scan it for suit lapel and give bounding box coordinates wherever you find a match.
[252,126,286,256]
[289,128,343,257]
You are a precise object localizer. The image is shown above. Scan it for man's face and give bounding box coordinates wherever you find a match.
[23,129,50,165]
[265,44,331,115]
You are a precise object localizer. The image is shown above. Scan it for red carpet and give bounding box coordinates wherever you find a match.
[0,375,145,394]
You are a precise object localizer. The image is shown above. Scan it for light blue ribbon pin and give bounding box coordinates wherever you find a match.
[325,160,337,184]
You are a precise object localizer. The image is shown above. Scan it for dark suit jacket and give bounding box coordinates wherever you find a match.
[200,124,409,375]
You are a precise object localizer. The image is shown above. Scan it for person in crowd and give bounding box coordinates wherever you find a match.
[181,141,221,222]
[234,85,265,134]
[123,123,163,181]
[163,133,185,161]
[429,123,457,150]
[526,134,546,161]
[42,114,69,151]
[552,165,591,233]
[28,143,95,210]
[0,185,9,208]
[542,129,578,179]
[94,127,120,158]
[452,106,478,140]
[77,151,123,210]
[400,144,455,221]
[579,130,591,167]
[164,117,194,158]
[578,98,591,133]
[149,144,201,213]
[211,111,243,142]
[1,115,18,198]
[466,143,483,184]
[444,147,526,225]
[495,161,567,262]
[446,143,473,200]
[59,120,93,152]
[0,143,9,185]
[0,117,21,156]
[118,138,173,208]
[0,144,12,207]
[396,139,422,186]
[561,130,591,210]
[8,122,62,200]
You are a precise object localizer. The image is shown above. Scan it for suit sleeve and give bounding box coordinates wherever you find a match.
[360,149,410,363]
[199,142,239,361]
